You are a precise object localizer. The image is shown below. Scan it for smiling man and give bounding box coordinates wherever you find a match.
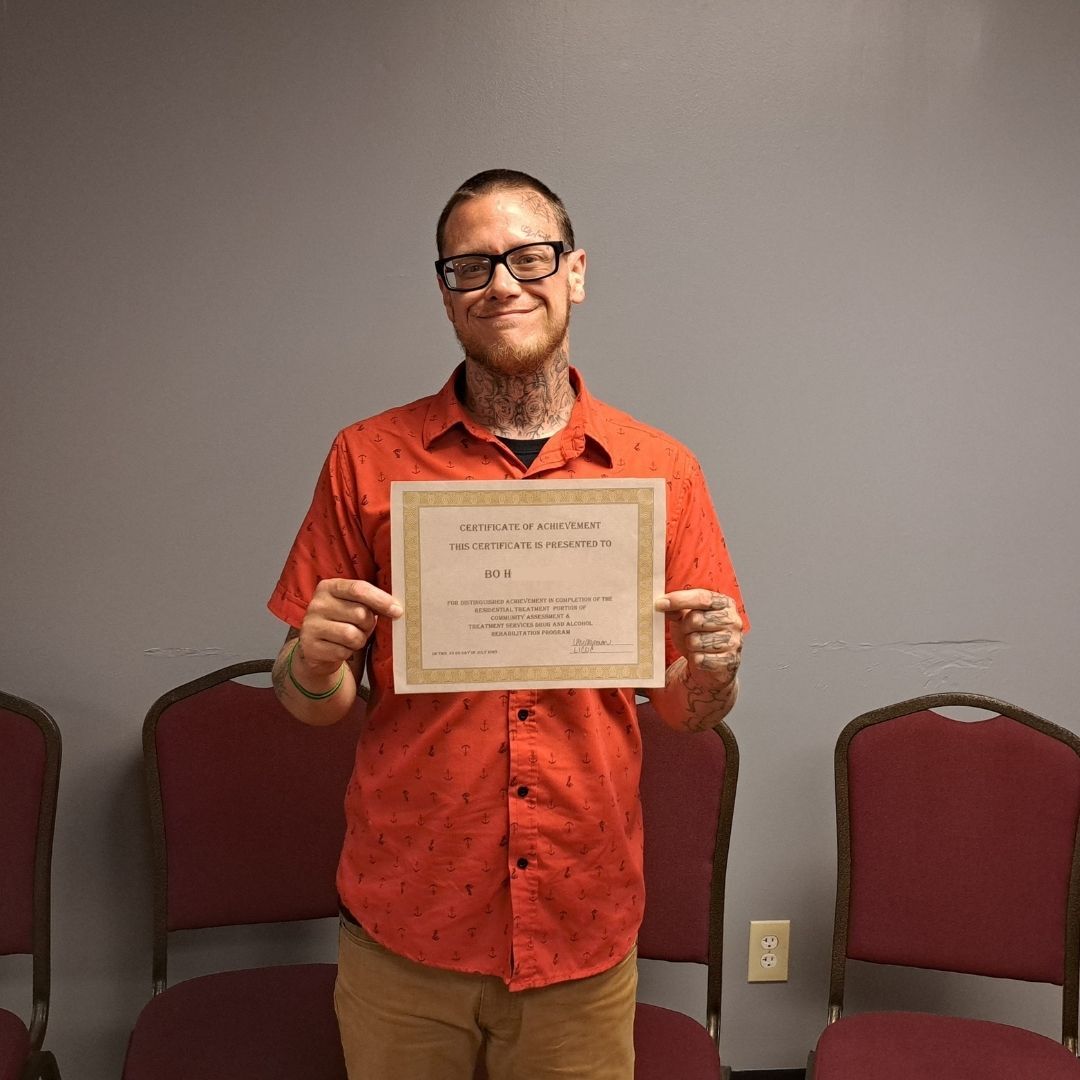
[267,170,748,1080]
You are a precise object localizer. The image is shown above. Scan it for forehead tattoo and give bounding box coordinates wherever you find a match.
[517,191,557,241]
[519,191,555,221]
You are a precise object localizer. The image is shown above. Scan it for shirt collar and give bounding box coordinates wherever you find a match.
[422,362,616,467]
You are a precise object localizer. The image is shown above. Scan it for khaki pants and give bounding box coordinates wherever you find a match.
[335,917,637,1080]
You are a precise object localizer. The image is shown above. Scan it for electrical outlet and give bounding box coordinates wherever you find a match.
[748,919,790,982]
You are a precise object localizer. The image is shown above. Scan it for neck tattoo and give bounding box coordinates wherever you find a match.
[463,350,576,439]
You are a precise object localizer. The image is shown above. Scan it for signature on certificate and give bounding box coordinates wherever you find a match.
[571,637,634,655]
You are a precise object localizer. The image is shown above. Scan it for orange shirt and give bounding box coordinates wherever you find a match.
[268,365,747,990]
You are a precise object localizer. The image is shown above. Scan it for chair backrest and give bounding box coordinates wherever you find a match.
[0,691,61,1049]
[143,660,367,991]
[635,697,739,1043]
[828,693,1080,1045]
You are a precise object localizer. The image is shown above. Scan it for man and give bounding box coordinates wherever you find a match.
[267,170,747,1080]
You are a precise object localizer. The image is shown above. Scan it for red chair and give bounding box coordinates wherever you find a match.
[809,692,1080,1079]
[0,691,62,1080]
[633,698,738,1080]
[122,660,366,1080]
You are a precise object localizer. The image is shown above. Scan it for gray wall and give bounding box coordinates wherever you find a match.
[3,1,1079,1075]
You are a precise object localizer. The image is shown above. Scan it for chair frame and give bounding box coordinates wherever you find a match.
[142,658,275,993]
[0,690,62,1054]
[824,691,1080,1054]
[20,1050,61,1080]
[701,719,739,1050]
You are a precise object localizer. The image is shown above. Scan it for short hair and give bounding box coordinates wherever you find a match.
[436,169,575,255]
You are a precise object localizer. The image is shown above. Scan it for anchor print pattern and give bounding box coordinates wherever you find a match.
[269,363,746,991]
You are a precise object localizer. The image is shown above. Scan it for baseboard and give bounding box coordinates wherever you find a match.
[731,1071,806,1079]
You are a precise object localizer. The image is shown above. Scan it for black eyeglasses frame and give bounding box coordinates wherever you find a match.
[435,241,572,292]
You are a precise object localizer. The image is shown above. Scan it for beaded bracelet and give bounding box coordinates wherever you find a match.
[286,641,346,701]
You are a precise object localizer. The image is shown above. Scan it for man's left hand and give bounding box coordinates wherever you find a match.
[656,589,743,688]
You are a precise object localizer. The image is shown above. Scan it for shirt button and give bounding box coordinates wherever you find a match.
[517,785,529,798]
[517,857,529,870]
[517,709,530,721]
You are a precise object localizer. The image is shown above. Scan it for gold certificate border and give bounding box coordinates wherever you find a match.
[402,487,657,686]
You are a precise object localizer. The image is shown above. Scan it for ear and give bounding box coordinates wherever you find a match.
[567,248,586,305]
[438,276,456,322]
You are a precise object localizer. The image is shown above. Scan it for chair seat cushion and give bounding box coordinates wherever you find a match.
[633,1002,723,1079]
[814,1011,1080,1079]
[122,963,346,1080]
[0,1008,31,1080]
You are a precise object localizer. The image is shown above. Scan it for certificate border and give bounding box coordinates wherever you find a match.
[401,485,659,687]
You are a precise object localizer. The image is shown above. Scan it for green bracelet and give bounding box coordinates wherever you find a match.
[286,641,346,701]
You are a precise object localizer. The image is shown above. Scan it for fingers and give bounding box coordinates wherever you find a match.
[684,622,742,659]
[656,588,737,614]
[656,588,743,687]
[299,578,403,666]
[688,630,738,652]
[656,590,743,633]
[684,628,742,686]
[688,650,741,679]
[323,578,403,619]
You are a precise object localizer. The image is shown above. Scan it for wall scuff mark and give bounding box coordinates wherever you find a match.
[808,639,1008,687]
[144,647,229,659]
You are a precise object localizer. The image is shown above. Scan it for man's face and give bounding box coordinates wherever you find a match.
[438,189,586,377]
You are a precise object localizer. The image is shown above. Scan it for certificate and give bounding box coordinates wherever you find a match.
[390,478,666,693]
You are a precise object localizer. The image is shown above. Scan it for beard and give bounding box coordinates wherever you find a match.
[451,289,572,378]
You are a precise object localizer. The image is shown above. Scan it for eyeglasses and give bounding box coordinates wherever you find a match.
[435,241,572,292]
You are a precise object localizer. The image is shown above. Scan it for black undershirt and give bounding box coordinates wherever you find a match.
[500,436,549,468]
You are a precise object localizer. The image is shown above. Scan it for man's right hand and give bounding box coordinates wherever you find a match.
[293,578,404,679]
[273,580,403,724]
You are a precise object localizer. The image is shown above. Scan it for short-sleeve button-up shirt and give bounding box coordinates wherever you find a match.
[269,365,746,990]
